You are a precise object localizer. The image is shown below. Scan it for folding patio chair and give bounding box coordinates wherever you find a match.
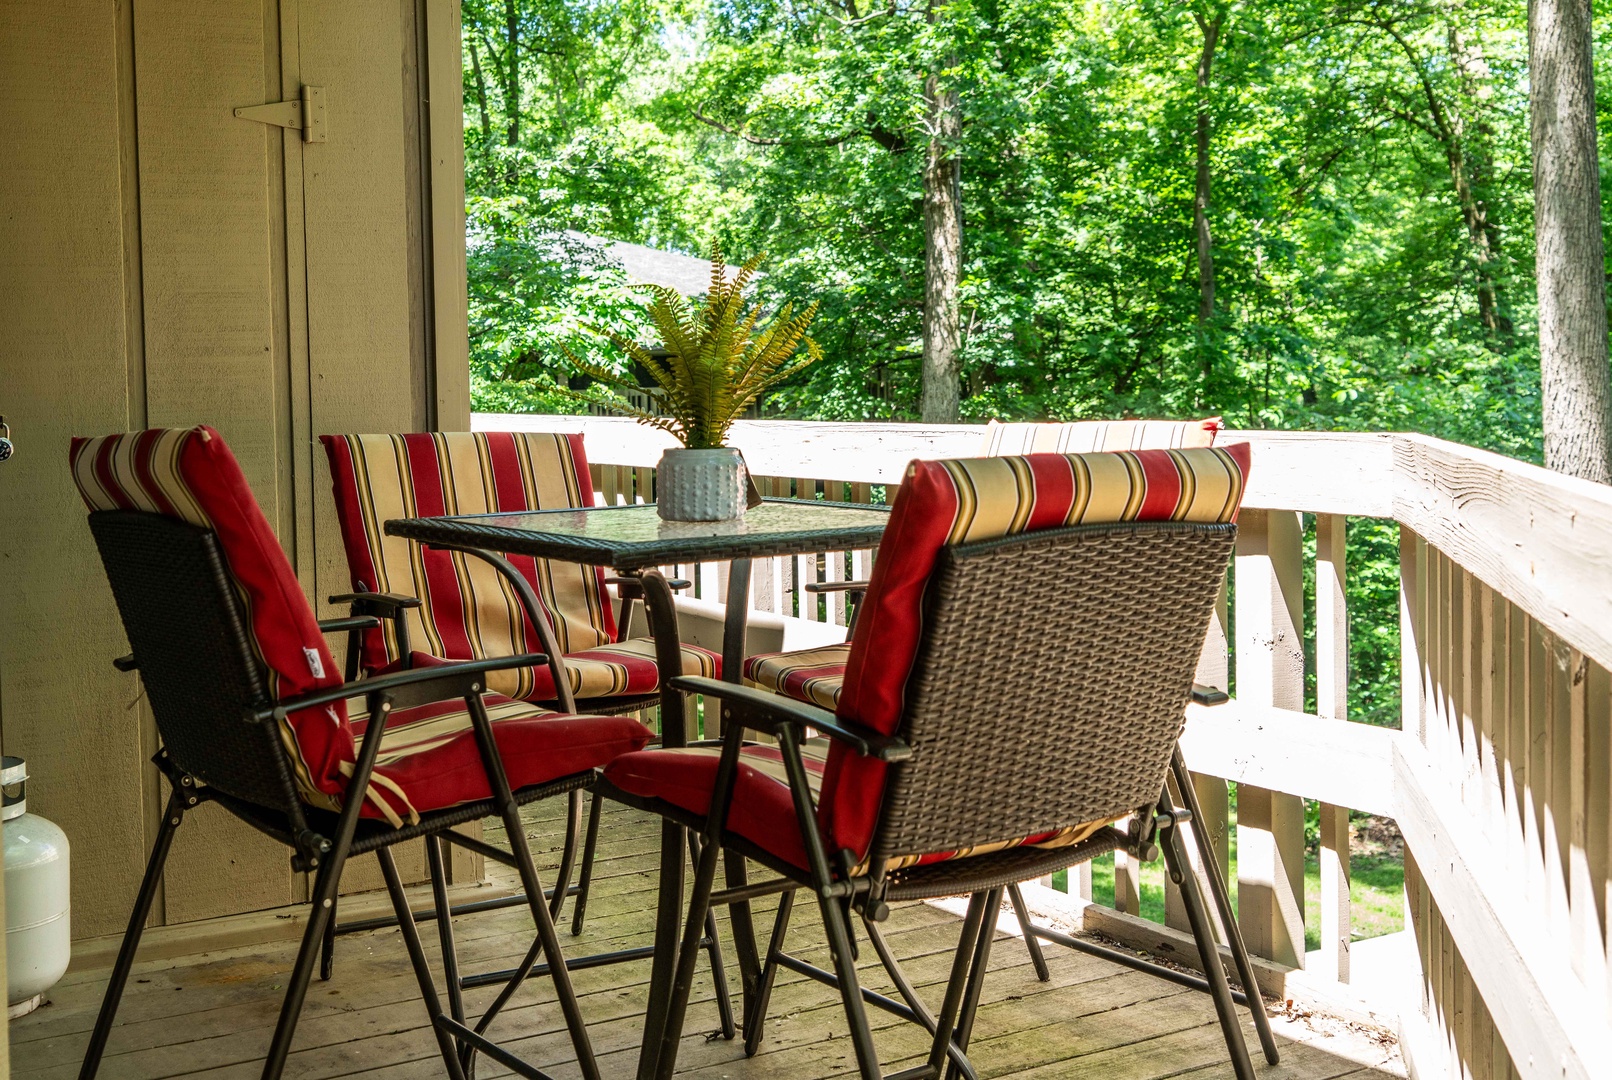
[70,426,653,1080]
[741,415,1224,974]
[318,431,734,1010]
[603,443,1278,1080]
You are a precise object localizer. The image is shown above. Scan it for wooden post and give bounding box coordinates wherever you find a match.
[1234,508,1307,968]
[1316,513,1352,982]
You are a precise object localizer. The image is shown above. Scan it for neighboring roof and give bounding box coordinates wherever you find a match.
[566,231,744,297]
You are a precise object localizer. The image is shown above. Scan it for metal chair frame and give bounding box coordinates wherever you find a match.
[609,521,1279,1080]
[75,509,674,1080]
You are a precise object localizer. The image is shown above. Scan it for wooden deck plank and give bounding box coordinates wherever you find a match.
[14,799,1404,1080]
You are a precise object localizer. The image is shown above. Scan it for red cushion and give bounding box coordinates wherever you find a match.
[321,432,617,678]
[604,743,830,870]
[354,696,653,824]
[380,637,721,701]
[818,444,1252,863]
[71,427,353,807]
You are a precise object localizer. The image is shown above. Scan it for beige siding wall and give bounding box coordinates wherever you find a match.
[0,0,468,937]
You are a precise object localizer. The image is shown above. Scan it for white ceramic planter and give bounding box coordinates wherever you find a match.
[657,447,748,522]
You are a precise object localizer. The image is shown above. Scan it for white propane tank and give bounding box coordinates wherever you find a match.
[3,756,70,1017]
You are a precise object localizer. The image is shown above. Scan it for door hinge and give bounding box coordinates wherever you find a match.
[234,85,326,143]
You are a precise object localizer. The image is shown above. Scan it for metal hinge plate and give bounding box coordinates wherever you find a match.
[234,85,326,143]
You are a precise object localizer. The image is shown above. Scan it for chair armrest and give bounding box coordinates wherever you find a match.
[1190,683,1230,706]
[669,676,911,763]
[329,591,421,616]
[804,580,869,595]
[253,652,548,722]
[113,653,139,673]
[318,615,382,634]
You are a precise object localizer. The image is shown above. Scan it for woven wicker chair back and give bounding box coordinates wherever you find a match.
[87,511,308,817]
[867,521,1236,865]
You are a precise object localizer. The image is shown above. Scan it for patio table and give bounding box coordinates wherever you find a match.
[384,496,892,1078]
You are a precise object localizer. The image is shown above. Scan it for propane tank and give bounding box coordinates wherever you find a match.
[4,756,70,1017]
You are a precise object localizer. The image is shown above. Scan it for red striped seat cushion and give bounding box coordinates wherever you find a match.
[352,696,652,826]
[387,636,719,702]
[742,643,850,712]
[603,741,1109,873]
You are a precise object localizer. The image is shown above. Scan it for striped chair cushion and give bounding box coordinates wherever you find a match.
[71,427,353,808]
[322,432,616,688]
[603,741,1110,873]
[391,636,719,702]
[352,696,653,827]
[742,643,850,712]
[980,417,1221,456]
[816,443,1252,865]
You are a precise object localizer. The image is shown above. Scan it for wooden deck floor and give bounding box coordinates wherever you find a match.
[12,799,1405,1080]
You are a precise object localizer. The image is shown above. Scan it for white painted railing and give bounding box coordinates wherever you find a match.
[477,413,1612,1080]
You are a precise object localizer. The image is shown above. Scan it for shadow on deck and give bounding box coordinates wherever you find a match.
[11,799,1406,1079]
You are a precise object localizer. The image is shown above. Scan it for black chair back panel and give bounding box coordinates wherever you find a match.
[870,521,1235,864]
[88,511,307,817]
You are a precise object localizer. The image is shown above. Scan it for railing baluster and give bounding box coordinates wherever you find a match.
[1233,508,1307,969]
[1315,513,1352,982]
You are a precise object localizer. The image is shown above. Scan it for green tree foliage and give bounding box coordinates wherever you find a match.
[461,0,1569,725]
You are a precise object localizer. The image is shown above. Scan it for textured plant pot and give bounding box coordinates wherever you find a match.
[656,447,748,522]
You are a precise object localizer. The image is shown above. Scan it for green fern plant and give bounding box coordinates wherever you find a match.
[560,247,821,450]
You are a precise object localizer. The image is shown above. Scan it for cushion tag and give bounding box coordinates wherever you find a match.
[304,647,326,679]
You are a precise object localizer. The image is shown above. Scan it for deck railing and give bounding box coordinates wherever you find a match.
[478,414,1611,1080]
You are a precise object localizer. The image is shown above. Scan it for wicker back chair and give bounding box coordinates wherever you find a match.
[70,426,659,1080]
[604,444,1276,1080]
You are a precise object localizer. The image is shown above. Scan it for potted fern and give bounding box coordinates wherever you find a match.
[563,248,821,521]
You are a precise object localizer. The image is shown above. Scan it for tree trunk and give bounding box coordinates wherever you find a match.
[503,0,520,148]
[469,36,494,169]
[1194,10,1223,386]
[921,70,963,423]
[1447,17,1510,337]
[1531,0,1612,482]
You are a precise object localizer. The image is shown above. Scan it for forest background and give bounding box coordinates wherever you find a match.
[460,0,1595,732]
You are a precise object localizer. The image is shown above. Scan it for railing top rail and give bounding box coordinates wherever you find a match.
[473,413,1612,671]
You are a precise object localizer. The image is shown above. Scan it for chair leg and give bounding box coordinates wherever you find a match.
[650,823,727,1080]
[426,837,469,1066]
[260,847,350,1079]
[743,890,795,1057]
[497,789,601,1080]
[78,789,185,1080]
[1162,812,1258,1080]
[377,847,471,1080]
[1006,882,1049,982]
[816,888,883,1080]
[319,894,337,982]
[683,832,737,1041]
[949,886,1002,1069]
[570,791,604,936]
[723,847,764,1027]
[549,788,584,920]
[1172,748,1279,1065]
[924,889,992,1080]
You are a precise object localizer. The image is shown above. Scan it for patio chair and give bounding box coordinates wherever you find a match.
[741,416,1223,975]
[604,443,1276,1080]
[318,430,730,983]
[70,426,652,1080]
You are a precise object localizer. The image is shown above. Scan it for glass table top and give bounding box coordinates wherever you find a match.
[384,498,891,569]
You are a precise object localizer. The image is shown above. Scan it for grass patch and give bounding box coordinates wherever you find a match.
[1048,807,1403,952]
